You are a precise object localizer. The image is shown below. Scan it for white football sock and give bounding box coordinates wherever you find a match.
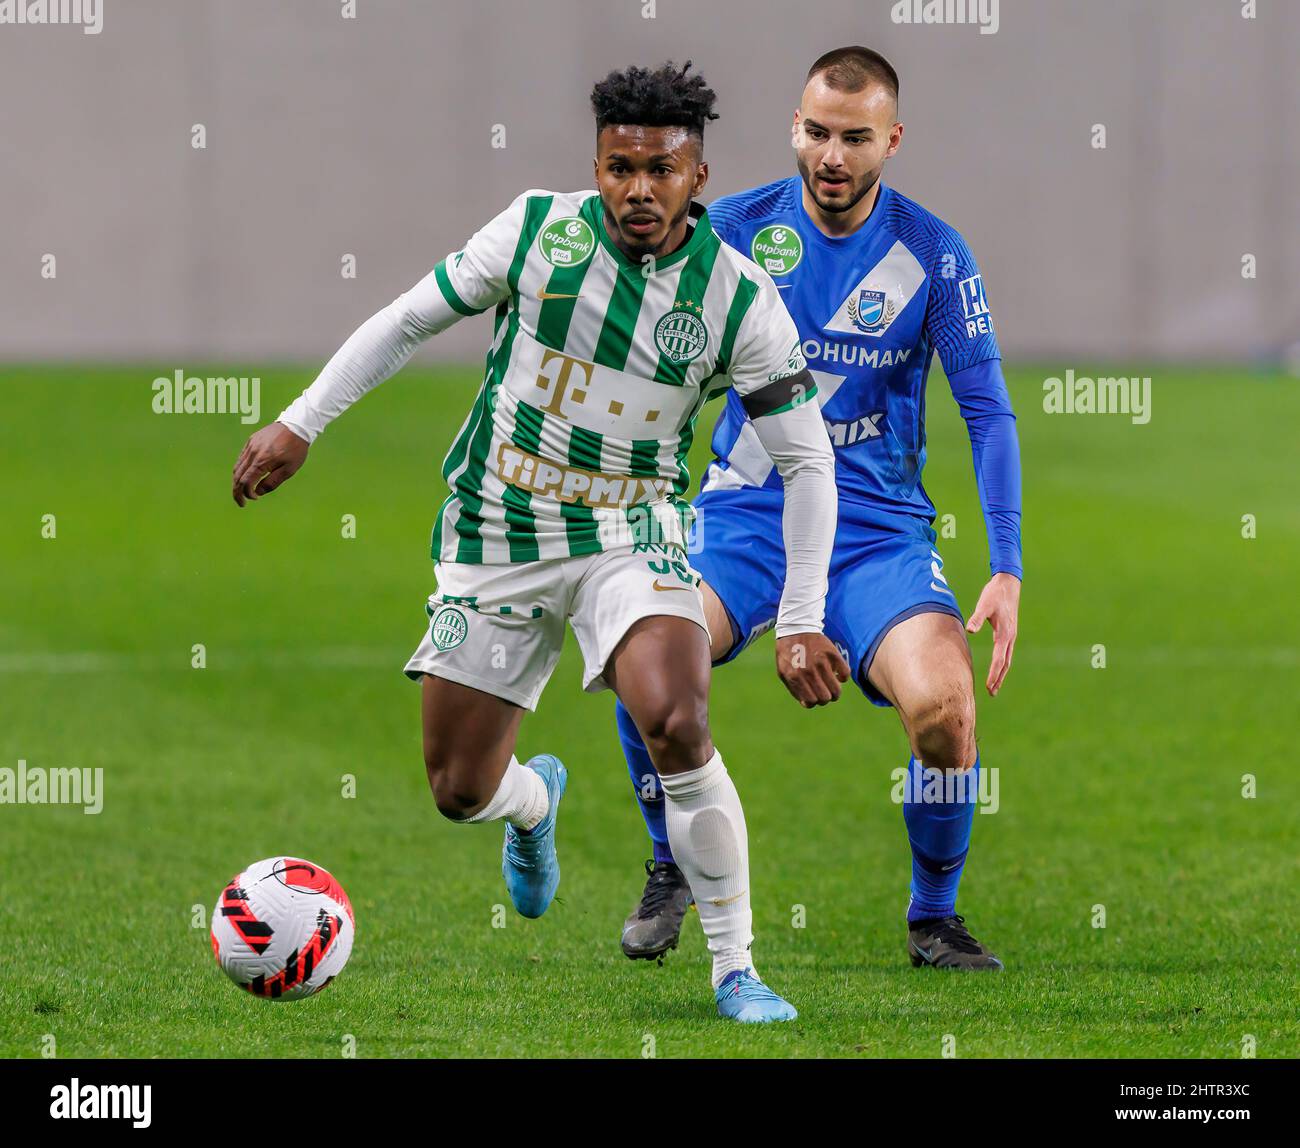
[460,756,547,830]
[659,751,756,989]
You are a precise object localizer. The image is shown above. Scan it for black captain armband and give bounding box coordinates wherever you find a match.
[740,368,818,419]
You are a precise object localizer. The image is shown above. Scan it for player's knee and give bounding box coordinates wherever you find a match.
[911,686,977,772]
[637,697,711,770]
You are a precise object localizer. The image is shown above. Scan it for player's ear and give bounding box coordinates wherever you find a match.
[886,122,903,159]
[693,160,709,197]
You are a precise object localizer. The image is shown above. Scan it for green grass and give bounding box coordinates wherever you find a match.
[1,361,1297,1058]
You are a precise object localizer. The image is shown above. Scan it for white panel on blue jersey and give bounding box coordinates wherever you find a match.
[706,421,775,488]
[702,368,851,493]
[821,240,927,339]
[809,369,850,406]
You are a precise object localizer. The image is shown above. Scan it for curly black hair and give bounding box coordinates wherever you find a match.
[590,60,719,139]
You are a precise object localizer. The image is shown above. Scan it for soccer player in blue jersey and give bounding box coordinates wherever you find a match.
[616,46,1021,970]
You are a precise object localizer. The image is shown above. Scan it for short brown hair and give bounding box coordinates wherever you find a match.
[806,46,899,104]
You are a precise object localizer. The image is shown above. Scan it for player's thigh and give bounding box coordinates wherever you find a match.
[604,615,714,773]
[868,611,977,761]
[419,673,525,803]
[570,545,714,772]
[700,580,734,662]
[822,509,964,707]
[405,560,566,793]
[689,488,785,664]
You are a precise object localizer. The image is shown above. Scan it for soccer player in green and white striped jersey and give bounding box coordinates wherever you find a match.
[231,61,849,1023]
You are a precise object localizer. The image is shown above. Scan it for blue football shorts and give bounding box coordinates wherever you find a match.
[690,486,964,706]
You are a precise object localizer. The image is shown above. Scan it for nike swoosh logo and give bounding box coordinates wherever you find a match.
[940,861,961,872]
[708,889,747,907]
[913,944,934,961]
[651,580,691,593]
[536,289,581,301]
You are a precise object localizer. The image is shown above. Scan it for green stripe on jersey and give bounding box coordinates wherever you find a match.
[670,387,714,496]
[433,302,509,558]
[590,264,651,372]
[435,259,488,317]
[530,213,606,556]
[627,438,661,478]
[652,234,720,388]
[562,423,606,557]
[714,274,760,377]
[453,194,553,563]
[625,438,675,548]
[662,274,764,500]
[441,303,507,486]
[503,401,544,562]
[560,203,654,556]
[535,245,596,352]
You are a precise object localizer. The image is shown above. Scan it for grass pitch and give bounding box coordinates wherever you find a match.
[1,361,1296,1058]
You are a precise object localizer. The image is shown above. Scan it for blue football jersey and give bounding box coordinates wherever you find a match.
[703,176,1001,521]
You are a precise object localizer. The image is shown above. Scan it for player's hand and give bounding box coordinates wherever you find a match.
[232,422,309,507]
[775,632,850,708]
[966,572,1021,696]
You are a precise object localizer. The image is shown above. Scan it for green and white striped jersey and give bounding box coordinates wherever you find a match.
[277,187,836,631]
[424,189,809,564]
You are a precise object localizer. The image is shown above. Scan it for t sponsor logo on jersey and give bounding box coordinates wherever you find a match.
[751,224,803,275]
[654,305,708,364]
[958,273,993,338]
[537,217,595,267]
[429,606,469,651]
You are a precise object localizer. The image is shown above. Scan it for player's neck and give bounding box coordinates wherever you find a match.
[801,179,881,239]
[605,208,693,263]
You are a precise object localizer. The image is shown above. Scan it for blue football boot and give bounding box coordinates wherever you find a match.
[501,754,567,919]
[714,969,798,1023]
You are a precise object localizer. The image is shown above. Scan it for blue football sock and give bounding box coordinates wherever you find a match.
[903,753,979,921]
[616,699,674,865]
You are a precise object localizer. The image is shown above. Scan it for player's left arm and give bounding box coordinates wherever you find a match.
[926,235,1022,696]
[232,192,526,505]
[728,276,850,708]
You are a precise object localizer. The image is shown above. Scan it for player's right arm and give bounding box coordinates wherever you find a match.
[726,273,849,707]
[231,193,530,506]
[925,229,1022,694]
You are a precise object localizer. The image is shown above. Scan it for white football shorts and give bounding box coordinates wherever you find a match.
[403,543,708,710]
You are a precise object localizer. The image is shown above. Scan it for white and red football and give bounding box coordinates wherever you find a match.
[210,857,355,1000]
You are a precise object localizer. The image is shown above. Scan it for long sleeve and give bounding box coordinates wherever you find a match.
[749,395,838,634]
[725,265,837,635]
[947,358,1022,578]
[277,192,532,442]
[277,270,463,442]
[922,225,1022,579]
